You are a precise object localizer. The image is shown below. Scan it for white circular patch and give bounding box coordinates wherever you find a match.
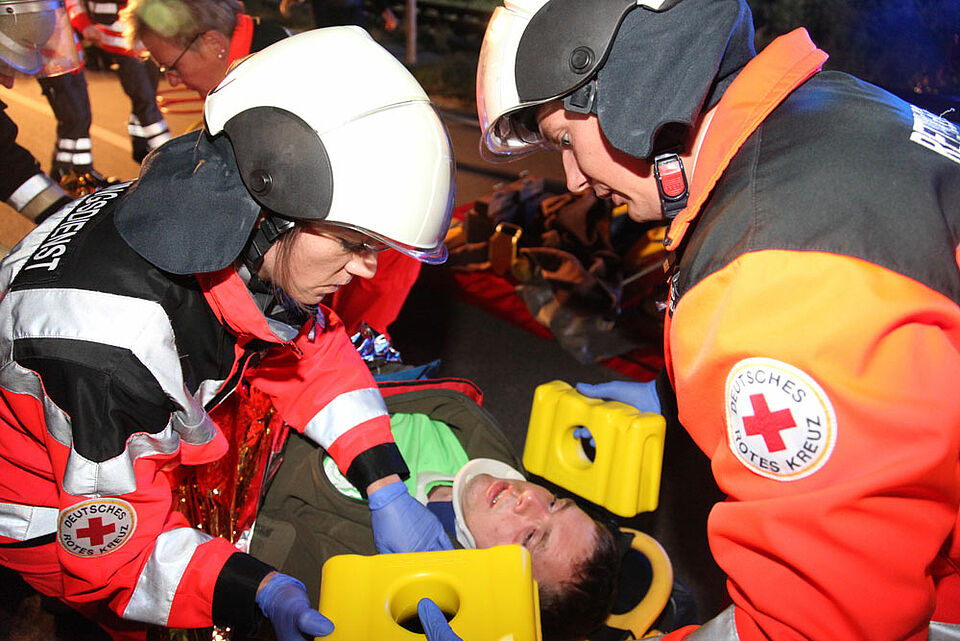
[58,498,137,557]
[725,358,837,481]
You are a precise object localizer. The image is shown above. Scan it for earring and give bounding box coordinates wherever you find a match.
[218,50,225,59]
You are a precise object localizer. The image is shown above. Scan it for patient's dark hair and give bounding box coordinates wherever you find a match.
[538,519,621,641]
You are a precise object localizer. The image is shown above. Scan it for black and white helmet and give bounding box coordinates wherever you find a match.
[476,0,755,161]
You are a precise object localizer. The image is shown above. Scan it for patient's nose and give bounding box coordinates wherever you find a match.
[514,489,547,516]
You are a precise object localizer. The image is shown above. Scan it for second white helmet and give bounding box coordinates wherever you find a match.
[205,26,455,264]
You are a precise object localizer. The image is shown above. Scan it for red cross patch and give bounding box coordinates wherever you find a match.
[725,358,837,480]
[58,499,136,557]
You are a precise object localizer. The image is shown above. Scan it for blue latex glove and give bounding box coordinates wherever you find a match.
[573,426,595,448]
[256,573,334,641]
[576,380,662,414]
[369,480,454,553]
[418,598,463,641]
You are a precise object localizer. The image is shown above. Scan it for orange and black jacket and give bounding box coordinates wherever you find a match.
[0,183,404,632]
[661,30,960,640]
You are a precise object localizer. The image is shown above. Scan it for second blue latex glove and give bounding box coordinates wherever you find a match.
[418,598,463,641]
[576,380,662,414]
[256,573,334,641]
[369,480,454,553]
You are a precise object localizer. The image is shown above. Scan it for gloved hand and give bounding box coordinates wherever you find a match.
[418,598,463,641]
[256,573,334,641]
[369,480,454,553]
[573,426,595,449]
[577,380,661,414]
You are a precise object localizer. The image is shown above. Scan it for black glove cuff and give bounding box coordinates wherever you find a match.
[212,552,274,632]
[345,442,410,498]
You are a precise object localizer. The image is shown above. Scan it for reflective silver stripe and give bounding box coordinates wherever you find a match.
[89,2,119,12]
[147,130,173,150]
[688,606,739,641]
[98,32,126,50]
[196,377,228,408]
[123,526,212,625]
[0,502,58,540]
[128,116,169,139]
[57,138,91,151]
[302,387,388,449]
[63,424,182,496]
[0,361,73,447]
[8,174,55,211]
[0,287,219,495]
[56,151,93,165]
[931,621,960,640]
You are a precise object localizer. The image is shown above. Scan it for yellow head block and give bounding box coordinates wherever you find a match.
[317,545,541,640]
[522,380,665,517]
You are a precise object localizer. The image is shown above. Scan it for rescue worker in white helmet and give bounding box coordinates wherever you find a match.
[412,1,960,640]
[0,26,455,641]
[0,0,78,223]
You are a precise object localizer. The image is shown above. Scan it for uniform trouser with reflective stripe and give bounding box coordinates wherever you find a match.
[0,541,147,641]
[37,71,94,173]
[114,55,170,163]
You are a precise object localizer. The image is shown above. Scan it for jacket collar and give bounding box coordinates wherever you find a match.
[664,28,828,250]
[197,267,290,344]
[227,13,255,66]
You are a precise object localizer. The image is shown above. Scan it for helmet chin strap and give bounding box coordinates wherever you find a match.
[242,213,296,274]
[653,152,689,220]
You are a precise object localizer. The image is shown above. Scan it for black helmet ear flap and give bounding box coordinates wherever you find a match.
[515,0,636,103]
[223,106,334,221]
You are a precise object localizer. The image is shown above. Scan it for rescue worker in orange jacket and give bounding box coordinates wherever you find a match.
[421,1,960,640]
[0,27,455,641]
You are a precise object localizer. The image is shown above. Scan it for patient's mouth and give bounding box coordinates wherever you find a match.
[487,480,510,508]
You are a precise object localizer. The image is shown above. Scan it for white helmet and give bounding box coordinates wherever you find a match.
[205,26,455,264]
[0,0,80,76]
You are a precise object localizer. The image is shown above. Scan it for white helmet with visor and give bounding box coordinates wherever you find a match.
[205,26,456,265]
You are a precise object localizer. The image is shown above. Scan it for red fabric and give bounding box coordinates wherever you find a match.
[227,13,255,66]
[326,249,422,336]
[378,377,484,406]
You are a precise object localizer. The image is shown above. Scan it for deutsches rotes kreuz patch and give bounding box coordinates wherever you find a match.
[58,498,137,557]
[725,358,837,481]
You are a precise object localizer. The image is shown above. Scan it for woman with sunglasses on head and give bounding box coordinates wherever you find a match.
[0,28,455,641]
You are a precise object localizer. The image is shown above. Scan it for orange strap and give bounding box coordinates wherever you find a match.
[665,29,828,249]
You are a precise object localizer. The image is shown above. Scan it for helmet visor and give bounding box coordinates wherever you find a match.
[0,0,80,76]
[322,102,455,265]
[476,2,551,162]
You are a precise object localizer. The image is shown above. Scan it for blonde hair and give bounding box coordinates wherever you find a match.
[121,0,241,49]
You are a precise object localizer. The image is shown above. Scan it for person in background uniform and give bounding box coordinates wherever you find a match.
[252,387,621,641]
[0,28,455,641]
[424,0,960,640]
[36,0,171,188]
[123,0,433,340]
[0,0,75,225]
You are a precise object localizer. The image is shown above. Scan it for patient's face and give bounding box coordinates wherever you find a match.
[462,475,597,588]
